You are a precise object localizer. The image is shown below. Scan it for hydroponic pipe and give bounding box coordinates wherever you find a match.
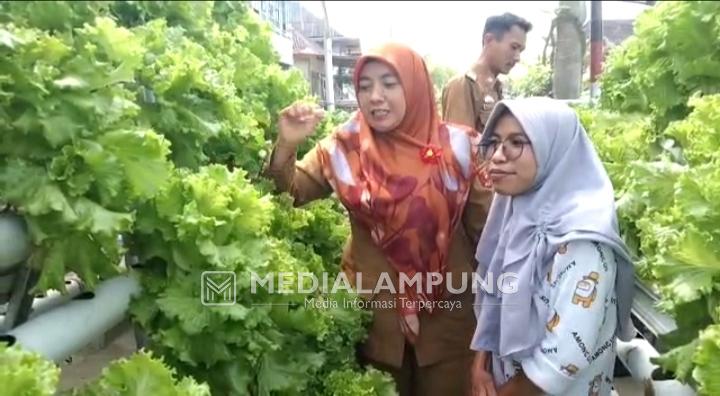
[29,280,84,319]
[0,280,83,328]
[616,338,696,396]
[2,274,141,362]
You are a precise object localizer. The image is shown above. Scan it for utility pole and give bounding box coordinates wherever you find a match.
[321,1,335,111]
[552,1,586,99]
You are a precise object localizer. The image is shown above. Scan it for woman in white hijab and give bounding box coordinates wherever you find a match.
[469,97,635,396]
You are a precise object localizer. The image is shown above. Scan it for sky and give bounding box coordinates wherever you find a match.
[299,1,651,78]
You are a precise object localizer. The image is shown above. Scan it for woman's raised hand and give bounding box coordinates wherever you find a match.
[278,101,326,147]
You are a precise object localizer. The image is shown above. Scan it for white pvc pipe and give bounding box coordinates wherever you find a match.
[616,338,696,396]
[0,212,31,273]
[28,280,84,319]
[0,280,84,328]
[617,337,660,378]
[5,274,141,362]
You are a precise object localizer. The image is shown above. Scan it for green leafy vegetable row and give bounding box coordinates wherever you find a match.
[583,2,720,394]
[0,1,394,395]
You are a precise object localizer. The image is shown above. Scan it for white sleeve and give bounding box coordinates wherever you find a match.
[520,241,616,395]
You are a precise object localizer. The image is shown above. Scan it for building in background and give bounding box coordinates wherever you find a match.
[250,1,361,111]
[248,1,294,67]
[598,19,635,46]
[582,18,635,60]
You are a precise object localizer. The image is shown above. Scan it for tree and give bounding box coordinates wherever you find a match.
[506,61,553,98]
[425,57,457,105]
[551,1,586,99]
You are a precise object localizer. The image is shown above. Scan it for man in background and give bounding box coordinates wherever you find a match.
[441,13,532,132]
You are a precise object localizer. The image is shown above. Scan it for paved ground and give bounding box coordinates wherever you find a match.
[57,322,138,391]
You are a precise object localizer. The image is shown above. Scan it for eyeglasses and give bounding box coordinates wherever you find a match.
[479,136,531,161]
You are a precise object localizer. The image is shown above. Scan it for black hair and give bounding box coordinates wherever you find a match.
[483,13,533,42]
[483,106,511,137]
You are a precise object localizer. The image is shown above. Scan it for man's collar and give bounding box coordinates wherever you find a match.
[465,63,502,91]
[465,69,478,82]
[465,61,484,82]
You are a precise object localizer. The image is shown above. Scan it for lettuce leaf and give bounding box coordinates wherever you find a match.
[0,343,59,396]
[69,351,211,396]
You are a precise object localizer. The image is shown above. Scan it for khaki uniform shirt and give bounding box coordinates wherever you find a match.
[441,65,504,133]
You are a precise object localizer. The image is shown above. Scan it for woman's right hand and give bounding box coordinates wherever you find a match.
[470,351,497,396]
[278,101,325,147]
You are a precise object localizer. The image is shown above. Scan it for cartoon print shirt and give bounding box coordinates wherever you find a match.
[490,240,618,396]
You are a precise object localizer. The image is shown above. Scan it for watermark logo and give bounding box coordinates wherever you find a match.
[248,271,519,295]
[201,271,236,306]
[198,271,522,307]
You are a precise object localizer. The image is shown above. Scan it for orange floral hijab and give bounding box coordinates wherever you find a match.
[317,43,481,324]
